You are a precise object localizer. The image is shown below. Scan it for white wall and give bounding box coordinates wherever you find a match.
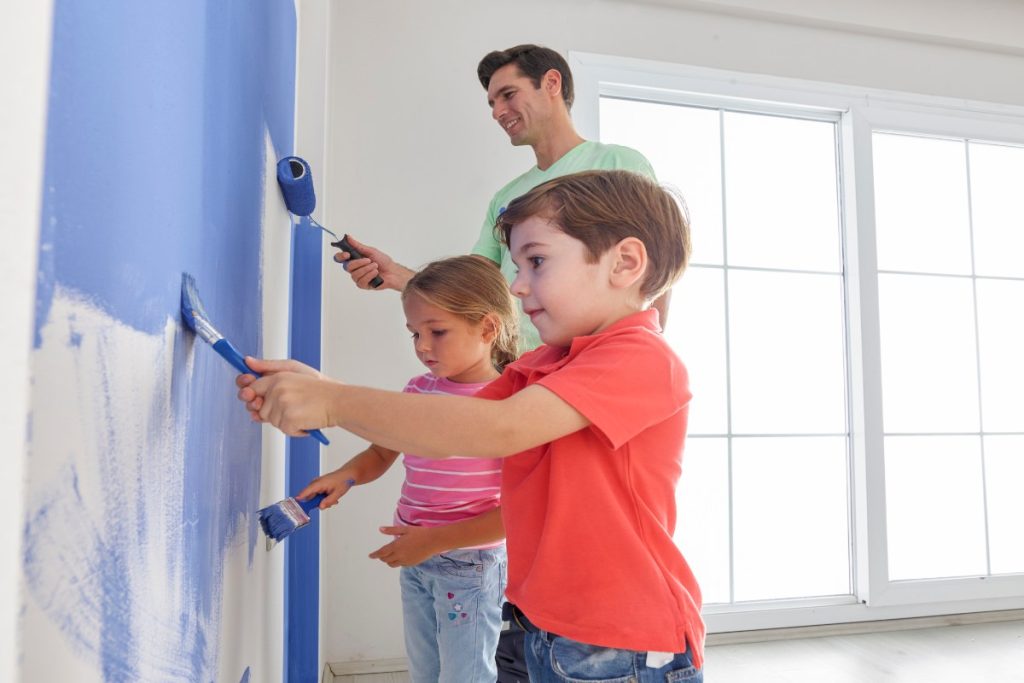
[320,0,1024,664]
[0,3,53,680]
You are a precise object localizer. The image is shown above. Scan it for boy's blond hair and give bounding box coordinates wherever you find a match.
[402,255,520,370]
[497,170,691,301]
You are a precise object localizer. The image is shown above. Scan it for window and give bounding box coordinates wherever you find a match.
[601,99,851,606]
[573,52,1024,631]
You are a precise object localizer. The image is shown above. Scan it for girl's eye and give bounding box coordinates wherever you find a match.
[431,330,447,337]
[529,256,544,268]
[410,332,419,340]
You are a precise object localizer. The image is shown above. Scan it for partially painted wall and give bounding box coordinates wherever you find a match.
[22,2,298,681]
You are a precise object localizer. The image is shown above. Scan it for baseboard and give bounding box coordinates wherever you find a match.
[322,609,1024,671]
[706,608,1024,646]
[326,658,410,676]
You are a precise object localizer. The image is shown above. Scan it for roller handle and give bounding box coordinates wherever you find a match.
[213,338,330,446]
[331,235,384,289]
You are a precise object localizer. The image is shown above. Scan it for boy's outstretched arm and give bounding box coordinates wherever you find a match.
[369,507,505,568]
[236,357,589,459]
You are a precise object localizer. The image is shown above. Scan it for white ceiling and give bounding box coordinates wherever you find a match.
[628,0,1024,54]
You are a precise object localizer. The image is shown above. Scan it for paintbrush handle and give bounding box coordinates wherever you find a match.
[298,493,327,514]
[213,339,331,446]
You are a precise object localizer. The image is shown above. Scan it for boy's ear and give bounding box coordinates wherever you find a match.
[609,237,648,290]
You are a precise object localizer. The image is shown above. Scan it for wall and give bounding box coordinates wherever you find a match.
[19,1,299,681]
[320,0,1024,664]
[0,3,53,681]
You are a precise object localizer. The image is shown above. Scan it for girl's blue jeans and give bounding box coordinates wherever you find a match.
[525,629,702,683]
[400,547,507,683]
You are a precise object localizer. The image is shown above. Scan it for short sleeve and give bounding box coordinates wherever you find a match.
[473,365,518,401]
[471,197,502,264]
[536,333,689,450]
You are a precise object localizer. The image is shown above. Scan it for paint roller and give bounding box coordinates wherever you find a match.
[276,156,384,288]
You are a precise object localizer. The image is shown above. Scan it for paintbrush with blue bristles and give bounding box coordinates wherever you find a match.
[258,493,325,549]
[180,272,329,445]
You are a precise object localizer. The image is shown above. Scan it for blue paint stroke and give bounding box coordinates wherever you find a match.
[239,666,251,683]
[26,0,297,680]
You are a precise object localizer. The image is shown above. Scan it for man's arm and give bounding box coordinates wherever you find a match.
[237,359,589,459]
[333,234,415,291]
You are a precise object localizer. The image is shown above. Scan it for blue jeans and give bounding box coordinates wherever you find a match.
[400,547,507,683]
[525,630,702,683]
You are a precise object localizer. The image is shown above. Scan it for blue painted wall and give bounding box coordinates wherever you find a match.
[23,2,301,681]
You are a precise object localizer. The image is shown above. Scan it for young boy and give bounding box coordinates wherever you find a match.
[238,170,705,681]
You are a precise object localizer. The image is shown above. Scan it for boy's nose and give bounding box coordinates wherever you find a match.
[510,273,528,298]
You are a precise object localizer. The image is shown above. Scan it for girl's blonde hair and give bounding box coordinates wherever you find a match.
[402,255,520,370]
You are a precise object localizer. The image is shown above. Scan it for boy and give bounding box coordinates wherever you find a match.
[239,170,705,681]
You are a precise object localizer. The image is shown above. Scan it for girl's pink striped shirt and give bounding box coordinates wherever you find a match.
[394,373,503,550]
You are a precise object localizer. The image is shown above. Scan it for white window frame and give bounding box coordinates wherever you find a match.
[571,51,1024,634]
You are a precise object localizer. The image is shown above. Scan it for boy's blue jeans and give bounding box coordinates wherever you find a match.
[400,547,507,683]
[525,629,702,683]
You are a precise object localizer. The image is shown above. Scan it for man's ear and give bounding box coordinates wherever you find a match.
[609,237,648,290]
[542,68,562,98]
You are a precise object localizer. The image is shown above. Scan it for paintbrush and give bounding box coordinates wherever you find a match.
[258,493,325,549]
[258,479,355,548]
[179,272,330,445]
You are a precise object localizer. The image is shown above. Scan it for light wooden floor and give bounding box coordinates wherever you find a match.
[331,618,1024,682]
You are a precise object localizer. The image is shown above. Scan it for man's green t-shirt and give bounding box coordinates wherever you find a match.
[471,140,656,351]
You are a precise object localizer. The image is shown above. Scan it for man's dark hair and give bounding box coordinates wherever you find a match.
[477,44,575,110]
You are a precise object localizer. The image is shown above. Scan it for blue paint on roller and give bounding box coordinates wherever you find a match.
[276,156,317,217]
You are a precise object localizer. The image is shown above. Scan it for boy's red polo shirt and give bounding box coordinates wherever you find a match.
[476,309,705,668]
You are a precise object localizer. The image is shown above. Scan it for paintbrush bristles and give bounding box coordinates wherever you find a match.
[257,497,312,543]
[180,273,224,345]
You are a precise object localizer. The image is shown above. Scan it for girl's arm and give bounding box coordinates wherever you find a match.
[369,507,505,568]
[296,442,400,509]
[238,358,589,459]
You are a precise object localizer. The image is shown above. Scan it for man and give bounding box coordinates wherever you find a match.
[337,45,666,683]
[339,44,667,351]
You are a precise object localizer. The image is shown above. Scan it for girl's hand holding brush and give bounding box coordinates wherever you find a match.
[295,470,358,510]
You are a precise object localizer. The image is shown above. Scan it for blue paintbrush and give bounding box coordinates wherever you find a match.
[258,494,325,549]
[180,272,329,445]
[258,479,355,548]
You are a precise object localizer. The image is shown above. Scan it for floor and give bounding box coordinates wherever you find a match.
[331,618,1024,682]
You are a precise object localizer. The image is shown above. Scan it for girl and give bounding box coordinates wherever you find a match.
[295,255,519,683]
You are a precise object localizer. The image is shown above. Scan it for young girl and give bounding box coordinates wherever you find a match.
[295,255,519,683]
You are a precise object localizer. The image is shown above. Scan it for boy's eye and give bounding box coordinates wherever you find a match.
[431,329,447,337]
[410,332,419,340]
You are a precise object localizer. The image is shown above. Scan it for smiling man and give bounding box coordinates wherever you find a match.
[340,44,663,351]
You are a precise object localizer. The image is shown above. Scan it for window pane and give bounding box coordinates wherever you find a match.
[885,436,987,580]
[969,142,1024,278]
[665,266,727,434]
[732,437,850,601]
[728,270,847,434]
[675,437,730,604]
[878,274,979,433]
[976,279,1024,432]
[724,112,841,272]
[872,133,972,274]
[600,98,724,264]
[985,436,1024,574]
